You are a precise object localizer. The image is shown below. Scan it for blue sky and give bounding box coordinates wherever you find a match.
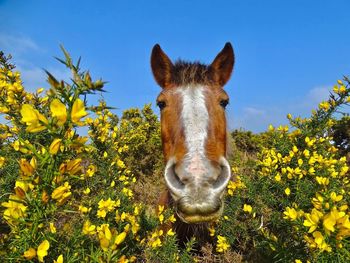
[1,0,350,132]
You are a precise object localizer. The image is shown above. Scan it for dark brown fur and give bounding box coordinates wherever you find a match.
[171,60,213,86]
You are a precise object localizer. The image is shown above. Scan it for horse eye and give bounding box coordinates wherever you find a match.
[157,101,166,110]
[220,99,229,109]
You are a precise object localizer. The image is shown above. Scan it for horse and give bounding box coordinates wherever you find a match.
[151,43,235,243]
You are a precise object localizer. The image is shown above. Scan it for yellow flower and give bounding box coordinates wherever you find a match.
[20,104,48,132]
[97,198,118,218]
[340,165,349,176]
[330,192,343,202]
[339,85,346,93]
[50,99,67,126]
[285,187,291,196]
[303,209,322,233]
[305,137,315,147]
[23,247,36,260]
[295,260,302,263]
[2,194,27,221]
[227,177,245,195]
[51,182,72,205]
[54,255,64,263]
[151,237,162,248]
[37,240,50,262]
[49,222,57,233]
[216,235,230,253]
[71,98,88,124]
[158,213,164,223]
[315,176,329,186]
[339,204,348,211]
[337,215,350,237]
[0,156,5,167]
[97,224,112,251]
[323,208,345,233]
[312,193,324,207]
[283,207,298,221]
[167,228,176,236]
[319,101,330,111]
[208,225,216,236]
[36,87,44,94]
[149,230,163,248]
[66,158,82,175]
[82,220,96,235]
[277,125,289,132]
[274,173,281,182]
[122,187,133,197]
[19,158,35,177]
[83,187,91,194]
[79,205,90,213]
[243,204,253,213]
[312,231,332,252]
[49,138,62,155]
[15,180,33,198]
[167,214,176,223]
[86,164,96,177]
[115,231,127,245]
[303,149,310,158]
[313,231,323,245]
[157,204,165,214]
[41,190,49,204]
[308,167,315,175]
[117,159,126,168]
[292,145,298,153]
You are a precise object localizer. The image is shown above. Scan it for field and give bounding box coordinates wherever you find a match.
[1,49,350,262]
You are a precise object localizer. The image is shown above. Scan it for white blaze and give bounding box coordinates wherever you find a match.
[180,86,209,177]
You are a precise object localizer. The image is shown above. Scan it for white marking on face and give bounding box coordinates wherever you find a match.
[179,86,209,178]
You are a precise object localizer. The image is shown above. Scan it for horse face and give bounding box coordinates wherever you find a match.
[151,43,234,223]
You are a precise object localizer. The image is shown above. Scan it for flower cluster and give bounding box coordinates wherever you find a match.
[0,50,167,262]
[255,79,350,261]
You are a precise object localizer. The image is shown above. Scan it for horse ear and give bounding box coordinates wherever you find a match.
[151,44,174,89]
[209,42,235,87]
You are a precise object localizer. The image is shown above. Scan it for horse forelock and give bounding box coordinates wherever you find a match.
[171,60,214,86]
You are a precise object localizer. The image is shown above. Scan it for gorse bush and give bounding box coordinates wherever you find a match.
[331,116,350,160]
[256,80,350,262]
[1,48,349,262]
[219,80,350,262]
[0,49,179,262]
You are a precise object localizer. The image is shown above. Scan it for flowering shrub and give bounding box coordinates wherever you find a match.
[0,49,182,262]
[257,79,350,262]
[217,78,350,262]
[1,49,349,262]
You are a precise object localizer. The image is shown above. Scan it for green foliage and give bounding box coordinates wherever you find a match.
[1,49,350,263]
[331,115,350,159]
[231,129,262,154]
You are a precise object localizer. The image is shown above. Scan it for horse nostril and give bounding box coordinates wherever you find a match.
[212,158,231,193]
[164,162,185,194]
